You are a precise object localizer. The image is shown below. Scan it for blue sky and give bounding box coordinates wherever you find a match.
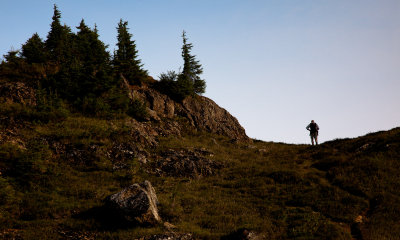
[1,0,399,144]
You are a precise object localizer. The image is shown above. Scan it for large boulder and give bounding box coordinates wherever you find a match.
[105,180,161,225]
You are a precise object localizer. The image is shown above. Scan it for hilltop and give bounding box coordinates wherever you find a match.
[1,78,399,239]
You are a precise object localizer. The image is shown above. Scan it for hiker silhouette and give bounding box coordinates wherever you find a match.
[306,120,319,145]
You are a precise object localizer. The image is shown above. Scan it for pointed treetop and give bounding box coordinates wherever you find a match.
[94,23,98,35]
[77,19,90,33]
[180,30,205,95]
[114,19,147,84]
[52,4,61,24]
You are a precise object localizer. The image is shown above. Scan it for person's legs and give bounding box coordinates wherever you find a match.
[310,133,318,145]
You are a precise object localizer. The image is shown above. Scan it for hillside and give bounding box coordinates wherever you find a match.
[0,6,399,239]
[0,79,399,240]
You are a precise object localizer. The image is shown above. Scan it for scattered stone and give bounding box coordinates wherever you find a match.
[137,153,148,164]
[107,142,149,169]
[58,229,96,240]
[0,228,23,240]
[356,143,370,152]
[354,215,363,223]
[109,142,138,162]
[105,180,161,225]
[257,148,269,154]
[221,228,266,240]
[64,143,101,166]
[126,119,159,148]
[163,221,177,230]
[134,233,196,240]
[149,148,223,178]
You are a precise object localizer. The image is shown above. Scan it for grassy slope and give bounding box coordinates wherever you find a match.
[0,113,399,239]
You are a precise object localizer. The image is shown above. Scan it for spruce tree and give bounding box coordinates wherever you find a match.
[180,30,206,94]
[2,50,20,63]
[21,33,47,64]
[75,19,113,95]
[113,19,147,85]
[76,20,110,67]
[45,4,73,63]
[45,4,62,51]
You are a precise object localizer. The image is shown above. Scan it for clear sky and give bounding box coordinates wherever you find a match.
[1,0,399,144]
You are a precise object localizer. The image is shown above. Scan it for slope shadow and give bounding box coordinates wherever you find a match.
[221,228,252,240]
[73,205,142,231]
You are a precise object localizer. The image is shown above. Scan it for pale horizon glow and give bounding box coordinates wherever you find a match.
[1,0,399,144]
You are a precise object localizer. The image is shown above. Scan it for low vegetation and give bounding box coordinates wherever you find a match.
[0,107,399,239]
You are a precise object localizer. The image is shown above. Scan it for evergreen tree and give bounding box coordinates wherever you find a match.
[45,4,62,51]
[113,19,147,85]
[2,50,20,63]
[74,19,113,95]
[45,4,73,63]
[156,31,206,101]
[21,33,47,63]
[180,30,206,94]
[76,20,110,67]
[0,50,23,81]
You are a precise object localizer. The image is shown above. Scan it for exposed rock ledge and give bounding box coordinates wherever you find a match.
[134,87,249,142]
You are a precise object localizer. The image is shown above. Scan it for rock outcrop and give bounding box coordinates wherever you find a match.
[105,180,161,225]
[135,87,176,119]
[178,96,248,141]
[0,81,36,105]
[134,233,196,240]
[133,87,249,142]
[149,148,223,178]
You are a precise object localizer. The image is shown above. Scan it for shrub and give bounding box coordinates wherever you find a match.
[156,70,193,102]
[127,98,148,121]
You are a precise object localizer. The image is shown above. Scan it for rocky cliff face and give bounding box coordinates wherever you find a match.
[133,87,249,142]
[179,96,248,141]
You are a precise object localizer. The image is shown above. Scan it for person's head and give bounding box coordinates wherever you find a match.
[311,120,315,123]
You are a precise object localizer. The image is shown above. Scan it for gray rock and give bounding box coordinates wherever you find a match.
[132,86,250,142]
[105,180,161,225]
[178,96,249,142]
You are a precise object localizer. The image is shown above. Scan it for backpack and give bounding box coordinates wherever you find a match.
[310,122,318,133]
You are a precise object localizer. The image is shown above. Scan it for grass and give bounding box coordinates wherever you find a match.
[0,108,399,239]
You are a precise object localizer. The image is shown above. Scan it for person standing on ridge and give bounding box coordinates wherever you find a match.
[306,120,319,145]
